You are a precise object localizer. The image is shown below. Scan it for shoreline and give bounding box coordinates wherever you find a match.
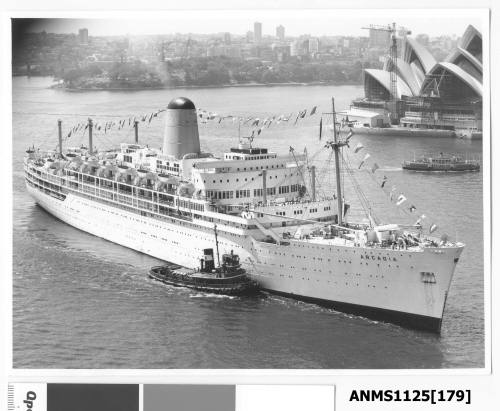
[43,79,362,92]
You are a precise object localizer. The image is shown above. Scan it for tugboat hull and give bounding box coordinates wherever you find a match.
[148,265,259,296]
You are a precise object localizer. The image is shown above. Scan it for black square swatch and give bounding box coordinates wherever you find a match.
[47,384,139,411]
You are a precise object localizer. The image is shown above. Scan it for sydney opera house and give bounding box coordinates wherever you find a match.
[352,25,482,136]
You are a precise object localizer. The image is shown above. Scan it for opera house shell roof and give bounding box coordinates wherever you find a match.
[363,25,482,101]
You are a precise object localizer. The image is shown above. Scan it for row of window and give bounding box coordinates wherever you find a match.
[226,155,273,160]
[177,199,204,211]
[199,184,314,201]
[206,190,234,200]
[157,164,179,173]
[208,173,296,184]
[236,189,251,198]
[279,185,290,194]
[235,163,287,171]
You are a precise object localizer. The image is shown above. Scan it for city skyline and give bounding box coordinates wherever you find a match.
[13,10,484,39]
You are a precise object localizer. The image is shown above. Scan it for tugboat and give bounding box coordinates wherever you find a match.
[402,153,480,172]
[149,248,259,295]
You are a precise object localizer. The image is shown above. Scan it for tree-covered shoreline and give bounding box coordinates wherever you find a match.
[51,57,374,90]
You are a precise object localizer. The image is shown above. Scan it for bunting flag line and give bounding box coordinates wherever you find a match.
[381,175,388,188]
[354,143,364,153]
[310,106,317,116]
[371,163,379,173]
[396,194,407,206]
[409,205,416,212]
[294,113,300,125]
[358,153,371,169]
[429,223,438,234]
[319,118,323,141]
[389,185,396,202]
[346,128,354,141]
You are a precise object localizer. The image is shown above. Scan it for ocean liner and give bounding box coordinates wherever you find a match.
[24,96,464,332]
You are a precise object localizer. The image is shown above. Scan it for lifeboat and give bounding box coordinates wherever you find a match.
[65,152,80,160]
[48,160,64,174]
[177,182,195,197]
[144,172,157,187]
[87,160,100,175]
[121,168,137,184]
[97,166,107,177]
[157,173,170,183]
[155,181,166,191]
[67,155,83,170]
[79,163,90,173]
[101,164,119,180]
[133,175,143,186]
[115,165,129,181]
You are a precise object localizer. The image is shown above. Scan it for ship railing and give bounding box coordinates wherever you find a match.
[27,166,250,234]
[253,197,335,208]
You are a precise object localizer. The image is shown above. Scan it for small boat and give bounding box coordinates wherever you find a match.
[402,153,480,172]
[149,248,259,295]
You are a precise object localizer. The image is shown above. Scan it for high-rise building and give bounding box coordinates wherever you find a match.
[254,22,262,43]
[276,25,285,41]
[246,31,253,43]
[224,32,231,45]
[78,28,89,45]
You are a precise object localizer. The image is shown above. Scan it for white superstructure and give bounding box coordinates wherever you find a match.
[24,97,464,332]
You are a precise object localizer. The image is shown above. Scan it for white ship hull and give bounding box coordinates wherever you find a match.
[27,183,463,332]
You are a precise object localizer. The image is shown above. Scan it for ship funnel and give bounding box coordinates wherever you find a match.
[163,97,200,159]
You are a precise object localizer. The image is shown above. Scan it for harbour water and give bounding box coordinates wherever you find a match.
[12,77,485,368]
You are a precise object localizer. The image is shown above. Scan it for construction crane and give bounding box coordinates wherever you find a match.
[362,23,411,121]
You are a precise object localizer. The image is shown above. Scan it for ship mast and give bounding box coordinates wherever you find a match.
[325,97,348,226]
[213,223,221,268]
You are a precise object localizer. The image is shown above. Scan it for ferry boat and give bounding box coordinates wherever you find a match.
[149,248,259,295]
[24,96,464,333]
[402,153,480,172]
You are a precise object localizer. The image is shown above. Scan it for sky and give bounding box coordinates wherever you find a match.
[13,9,485,38]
